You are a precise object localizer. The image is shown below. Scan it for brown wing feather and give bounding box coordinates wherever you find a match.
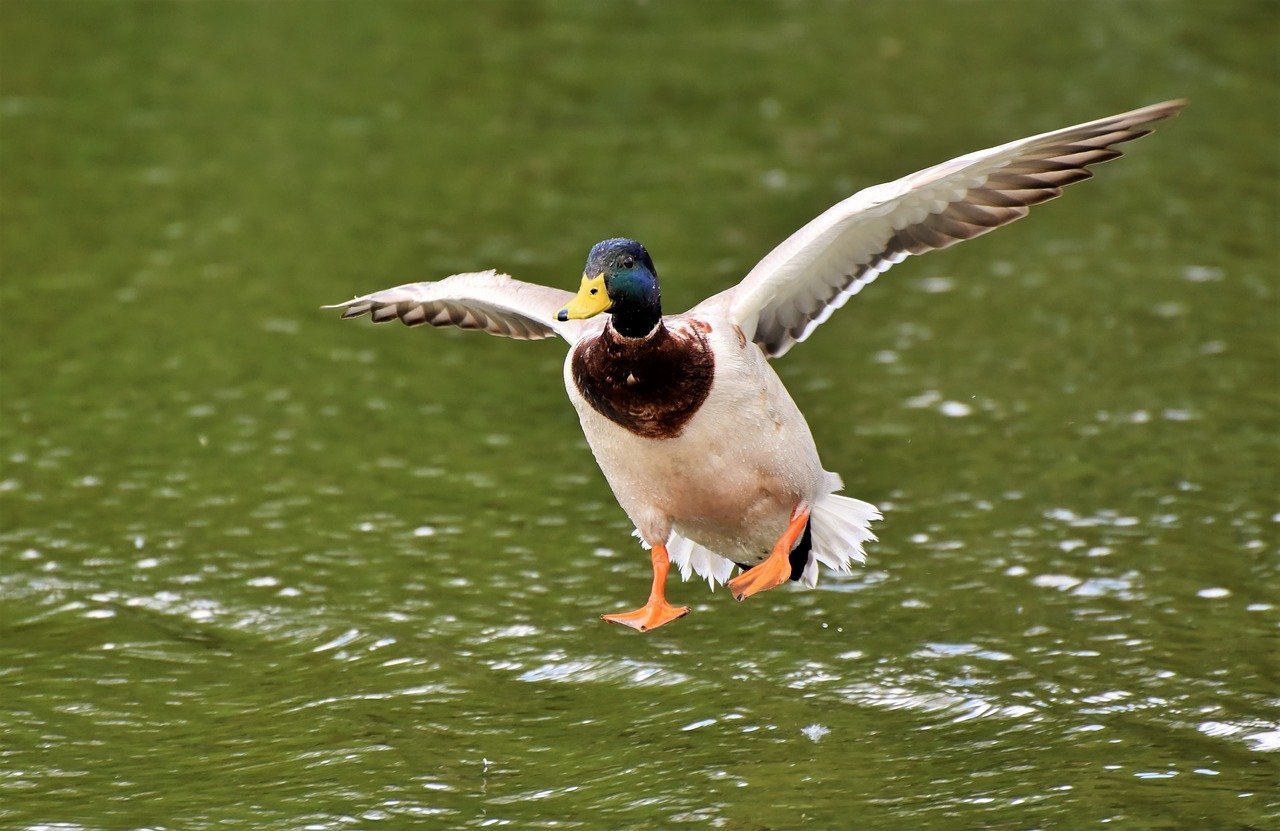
[327,270,582,343]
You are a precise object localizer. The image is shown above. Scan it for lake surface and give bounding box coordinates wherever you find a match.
[1,1,1276,828]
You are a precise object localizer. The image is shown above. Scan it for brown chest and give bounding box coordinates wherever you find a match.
[571,322,715,440]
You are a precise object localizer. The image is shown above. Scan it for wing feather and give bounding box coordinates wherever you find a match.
[325,270,585,343]
[707,100,1185,357]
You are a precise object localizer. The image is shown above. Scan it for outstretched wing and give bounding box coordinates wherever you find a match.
[703,99,1186,358]
[325,270,585,343]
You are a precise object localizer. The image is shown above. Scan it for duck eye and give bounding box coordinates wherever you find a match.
[620,255,635,269]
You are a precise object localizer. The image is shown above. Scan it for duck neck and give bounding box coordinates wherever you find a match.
[609,296,663,339]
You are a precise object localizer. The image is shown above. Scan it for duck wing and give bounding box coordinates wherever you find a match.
[325,270,585,343]
[699,100,1186,358]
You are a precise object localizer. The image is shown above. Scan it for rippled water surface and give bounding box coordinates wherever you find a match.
[2,1,1277,828]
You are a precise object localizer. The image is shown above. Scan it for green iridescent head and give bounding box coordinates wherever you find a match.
[557,239,662,336]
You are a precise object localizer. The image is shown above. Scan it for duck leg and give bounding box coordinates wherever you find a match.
[602,542,691,632]
[727,508,811,602]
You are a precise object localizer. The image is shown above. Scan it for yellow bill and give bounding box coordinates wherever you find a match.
[557,273,611,321]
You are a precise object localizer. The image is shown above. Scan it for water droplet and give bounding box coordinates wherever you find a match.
[801,724,830,742]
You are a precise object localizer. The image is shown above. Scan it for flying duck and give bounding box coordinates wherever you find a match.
[327,100,1184,631]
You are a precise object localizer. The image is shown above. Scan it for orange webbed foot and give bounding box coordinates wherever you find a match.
[601,600,691,632]
[727,554,792,602]
[727,508,811,602]
[602,541,689,632]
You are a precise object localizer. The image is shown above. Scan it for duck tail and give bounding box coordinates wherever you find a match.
[668,533,737,589]
[799,473,880,588]
[640,472,880,591]
[633,528,736,589]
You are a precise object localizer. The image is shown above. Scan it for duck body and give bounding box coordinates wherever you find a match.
[327,100,1185,631]
[565,313,827,570]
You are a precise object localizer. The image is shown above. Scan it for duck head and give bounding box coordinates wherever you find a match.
[557,238,662,338]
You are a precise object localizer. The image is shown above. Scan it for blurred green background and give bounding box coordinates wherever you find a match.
[2,1,1276,829]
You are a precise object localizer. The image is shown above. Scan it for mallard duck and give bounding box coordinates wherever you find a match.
[328,100,1184,632]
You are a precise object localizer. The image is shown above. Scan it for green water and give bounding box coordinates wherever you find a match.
[2,1,1276,828]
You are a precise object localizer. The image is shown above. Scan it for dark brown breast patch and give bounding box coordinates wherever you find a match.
[571,322,715,440]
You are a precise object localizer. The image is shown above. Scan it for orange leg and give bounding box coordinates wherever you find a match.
[727,508,811,602]
[602,542,691,632]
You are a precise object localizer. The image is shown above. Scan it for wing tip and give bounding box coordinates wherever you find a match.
[322,298,372,320]
[1122,98,1189,129]
[1153,97,1189,113]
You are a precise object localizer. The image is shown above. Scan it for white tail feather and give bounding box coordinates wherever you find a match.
[669,534,736,588]
[801,491,881,588]
[652,473,881,590]
[631,529,736,588]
